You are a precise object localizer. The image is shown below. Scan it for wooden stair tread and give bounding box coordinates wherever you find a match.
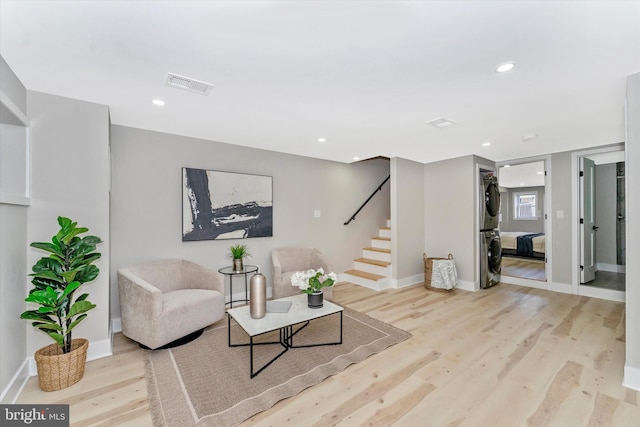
[371,237,391,241]
[344,269,386,281]
[363,247,391,253]
[354,257,391,267]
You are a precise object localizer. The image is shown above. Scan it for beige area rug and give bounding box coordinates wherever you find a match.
[144,307,411,427]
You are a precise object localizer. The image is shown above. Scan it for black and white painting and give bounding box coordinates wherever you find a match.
[182,168,273,241]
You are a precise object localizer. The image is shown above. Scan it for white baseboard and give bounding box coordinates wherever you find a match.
[500,275,548,290]
[548,281,574,295]
[455,280,476,292]
[86,338,113,363]
[393,276,473,291]
[597,263,626,274]
[501,275,625,303]
[112,317,122,333]
[578,285,625,302]
[393,274,424,289]
[623,364,640,391]
[1,338,113,403]
[0,359,30,404]
[499,275,576,295]
[28,338,113,376]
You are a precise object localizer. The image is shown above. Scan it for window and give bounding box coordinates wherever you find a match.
[514,191,538,220]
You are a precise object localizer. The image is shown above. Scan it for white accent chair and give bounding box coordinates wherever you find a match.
[271,248,334,300]
[117,259,225,349]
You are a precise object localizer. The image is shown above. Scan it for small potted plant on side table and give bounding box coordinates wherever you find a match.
[229,243,251,272]
[291,268,337,308]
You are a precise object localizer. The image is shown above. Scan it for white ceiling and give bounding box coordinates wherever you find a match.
[499,161,545,188]
[1,1,639,164]
[586,150,626,165]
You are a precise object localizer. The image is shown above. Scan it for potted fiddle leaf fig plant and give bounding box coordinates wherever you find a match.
[20,216,102,391]
[229,243,251,272]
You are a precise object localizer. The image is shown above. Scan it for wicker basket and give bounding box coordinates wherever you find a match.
[35,338,88,391]
[423,253,454,291]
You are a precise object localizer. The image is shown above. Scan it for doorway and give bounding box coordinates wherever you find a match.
[578,151,625,292]
[498,161,547,282]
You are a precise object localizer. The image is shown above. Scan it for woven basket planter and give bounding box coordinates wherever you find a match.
[34,338,89,392]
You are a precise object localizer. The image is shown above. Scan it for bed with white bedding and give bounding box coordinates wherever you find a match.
[500,231,545,259]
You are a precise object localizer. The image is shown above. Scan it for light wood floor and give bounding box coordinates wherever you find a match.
[501,256,546,281]
[17,282,639,426]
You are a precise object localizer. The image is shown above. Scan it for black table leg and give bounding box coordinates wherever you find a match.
[228,310,343,378]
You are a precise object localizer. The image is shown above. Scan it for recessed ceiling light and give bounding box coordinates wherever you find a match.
[353,157,360,161]
[482,142,491,147]
[520,183,525,186]
[537,171,543,175]
[522,133,538,142]
[152,99,165,106]
[504,164,510,168]
[318,138,326,143]
[496,63,515,73]
[426,117,456,128]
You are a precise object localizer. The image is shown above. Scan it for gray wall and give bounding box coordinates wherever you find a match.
[0,125,28,197]
[595,163,617,266]
[625,72,640,389]
[0,55,28,402]
[499,189,509,229]
[550,151,573,285]
[109,125,390,318]
[2,86,112,400]
[0,55,26,126]
[0,205,28,401]
[499,186,545,234]
[423,155,477,285]
[26,92,111,356]
[391,157,425,281]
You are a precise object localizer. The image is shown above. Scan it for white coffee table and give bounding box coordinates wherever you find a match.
[227,294,343,378]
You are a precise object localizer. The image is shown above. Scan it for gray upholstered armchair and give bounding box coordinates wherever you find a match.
[117,259,225,349]
[271,248,334,300]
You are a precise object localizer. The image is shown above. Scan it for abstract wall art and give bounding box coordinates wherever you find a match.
[182,168,273,241]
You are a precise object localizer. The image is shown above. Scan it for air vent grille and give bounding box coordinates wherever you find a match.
[166,73,213,95]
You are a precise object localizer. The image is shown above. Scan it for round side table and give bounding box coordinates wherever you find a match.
[218,265,259,308]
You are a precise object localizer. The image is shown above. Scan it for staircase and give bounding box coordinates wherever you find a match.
[344,219,392,290]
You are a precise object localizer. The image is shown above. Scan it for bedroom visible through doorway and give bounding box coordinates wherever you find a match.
[578,151,625,293]
[498,161,547,282]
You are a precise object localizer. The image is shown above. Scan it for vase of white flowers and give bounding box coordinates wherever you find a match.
[290,268,337,308]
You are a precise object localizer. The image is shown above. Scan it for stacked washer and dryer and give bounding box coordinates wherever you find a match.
[480,171,502,288]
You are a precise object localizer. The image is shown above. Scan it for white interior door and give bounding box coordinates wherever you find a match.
[580,157,596,283]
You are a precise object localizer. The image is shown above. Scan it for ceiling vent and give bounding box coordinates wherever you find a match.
[426,117,456,128]
[165,73,213,95]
